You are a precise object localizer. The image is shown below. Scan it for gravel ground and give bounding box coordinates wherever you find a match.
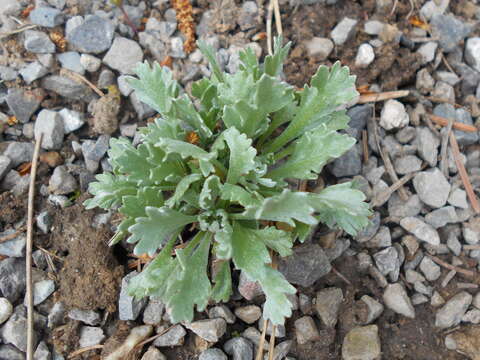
[1,0,480,359]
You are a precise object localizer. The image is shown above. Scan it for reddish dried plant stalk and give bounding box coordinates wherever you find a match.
[171,0,196,54]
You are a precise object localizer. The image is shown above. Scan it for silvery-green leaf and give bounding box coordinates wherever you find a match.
[165,173,202,207]
[223,127,257,184]
[199,175,221,209]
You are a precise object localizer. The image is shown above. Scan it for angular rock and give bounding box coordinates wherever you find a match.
[41,75,95,102]
[0,345,24,360]
[394,155,422,175]
[379,99,409,130]
[383,283,415,318]
[66,15,115,54]
[305,37,334,59]
[103,37,143,75]
[465,37,480,72]
[0,298,13,325]
[141,347,167,360]
[29,6,64,27]
[448,188,468,209]
[330,143,362,177]
[57,51,84,74]
[278,243,331,287]
[234,305,261,324]
[185,318,227,343]
[315,287,343,328]
[59,108,85,134]
[5,88,42,123]
[153,324,186,347]
[0,229,24,258]
[208,305,235,324]
[34,341,51,360]
[49,165,77,194]
[360,295,384,324]
[435,292,472,328]
[330,17,358,45]
[417,41,437,64]
[142,298,164,325]
[425,206,458,229]
[79,326,105,348]
[34,109,64,150]
[430,14,471,52]
[364,20,384,35]
[413,168,451,208]
[416,68,435,94]
[80,54,102,73]
[0,258,25,302]
[36,211,53,234]
[118,271,146,321]
[400,216,440,245]
[355,212,381,242]
[294,316,320,344]
[373,246,398,277]
[68,308,100,326]
[223,337,253,360]
[3,141,34,167]
[20,61,48,84]
[23,30,56,53]
[199,348,227,360]
[342,325,381,360]
[419,256,441,281]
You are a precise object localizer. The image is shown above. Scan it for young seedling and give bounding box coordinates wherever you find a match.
[84,38,371,326]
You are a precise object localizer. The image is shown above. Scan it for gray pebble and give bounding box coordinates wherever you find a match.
[330,17,357,45]
[199,348,227,360]
[3,141,34,167]
[19,61,48,84]
[5,88,42,123]
[41,75,96,102]
[103,37,143,74]
[29,6,64,27]
[118,272,146,321]
[153,324,186,347]
[34,109,64,150]
[66,15,115,54]
[57,51,85,74]
[223,337,253,360]
[24,30,56,53]
[435,292,472,328]
[383,283,415,318]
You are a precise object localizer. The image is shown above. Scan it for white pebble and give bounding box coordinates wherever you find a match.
[355,43,375,68]
[380,99,409,130]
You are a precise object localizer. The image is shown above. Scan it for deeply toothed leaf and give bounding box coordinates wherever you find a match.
[223,127,257,184]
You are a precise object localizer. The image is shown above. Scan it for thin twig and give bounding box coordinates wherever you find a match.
[362,130,369,164]
[0,24,38,39]
[389,0,399,17]
[429,114,478,133]
[464,244,480,250]
[439,116,453,177]
[450,133,480,213]
[256,319,269,360]
[133,325,175,350]
[407,0,415,19]
[268,325,276,360]
[26,134,43,360]
[372,171,418,207]
[266,0,274,55]
[331,266,352,286]
[68,345,104,359]
[358,90,409,104]
[60,69,104,97]
[441,53,459,78]
[428,255,476,279]
[0,227,25,243]
[272,0,282,36]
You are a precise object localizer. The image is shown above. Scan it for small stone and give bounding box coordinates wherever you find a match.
[41,75,95,102]
[153,324,186,347]
[223,337,253,360]
[30,279,55,305]
[34,109,64,150]
[82,134,109,161]
[360,295,384,324]
[373,247,398,277]
[425,206,458,229]
[0,258,25,303]
[29,6,64,27]
[97,69,115,88]
[347,104,371,139]
[294,316,320,344]
[419,256,441,281]
[0,66,18,81]
[0,298,13,325]
[413,168,451,208]
[394,155,422,175]
[342,325,381,360]
[331,143,362,177]
[304,37,334,59]
[0,229,25,258]
[278,243,331,287]
[234,305,262,324]
[79,54,101,73]
[435,291,472,328]
[5,88,42,123]
[379,99,409,130]
[364,20,384,35]
[462,309,480,324]
[356,212,381,242]
[416,68,435,94]
[118,75,133,96]
[103,37,143,74]
[415,127,440,167]
[400,217,440,245]
[417,41,438,64]
[446,233,462,256]
[448,188,469,209]
[435,71,460,86]
[1,170,30,196]
[24,30,56,53]
[431,291,445,307]
[355,43,375,68]
[412,293,429,305]
[66,15,115,54]
[47,302,65,328]
[315,287,343,328]
[20,61,48,84]
[433,81,455,104]
[4,141,34,167]
[238,273,263,300]
[237,1,258,30]
[465,37,480,72]
[199,348,227,360]
[420,0,449,20]
[141,347,167,360]
[68,308,100,325]
[454,108,479,146]
[430,14,472,52]
[35,212,53,233]
[34,341,50,360]
[59,108,85,134]
[57,51,84,74]
[79,326,105,348]
[143,298,164,325]
[0,345,24,360]
[185,318,227,343]
[383,283,415,318]
[118,271,146,321]
[48,165,77,194]
[330,17,358,46]
[208,305,235,324]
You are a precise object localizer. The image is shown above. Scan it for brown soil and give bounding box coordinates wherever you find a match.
[0,191,26,227]
[51,196,123,313]
[51,320,81,357]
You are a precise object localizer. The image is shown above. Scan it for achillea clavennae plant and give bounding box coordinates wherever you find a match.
[84,38,371,325]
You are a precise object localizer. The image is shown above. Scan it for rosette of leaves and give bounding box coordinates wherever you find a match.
[84,38,371,326]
